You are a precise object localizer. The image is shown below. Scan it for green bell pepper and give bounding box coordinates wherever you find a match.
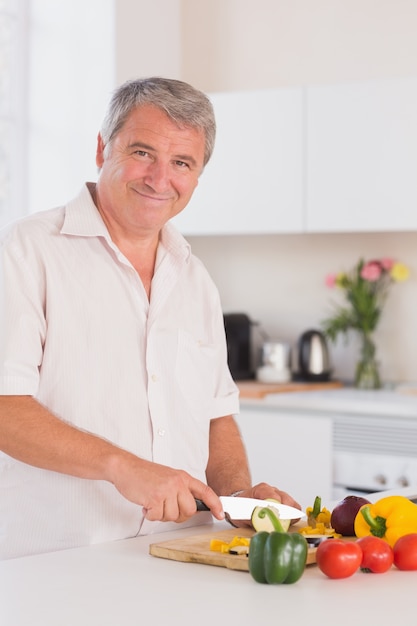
[248,531,308,584]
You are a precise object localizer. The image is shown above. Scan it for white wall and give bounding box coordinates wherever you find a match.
[28,0,115,215]
[187,232,417,385]
[115,0,417,384]
[115,0,182,83]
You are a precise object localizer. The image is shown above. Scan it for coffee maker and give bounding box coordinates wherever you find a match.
[223,313,254,380]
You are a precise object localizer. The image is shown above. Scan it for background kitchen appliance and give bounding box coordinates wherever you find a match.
[256,341,291,383]
[223,313,255,380]
[294,329,332,381]
[328,391,417,499]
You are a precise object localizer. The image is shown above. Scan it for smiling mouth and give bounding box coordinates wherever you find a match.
[134,189,173,203]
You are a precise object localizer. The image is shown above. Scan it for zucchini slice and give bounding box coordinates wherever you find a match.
[251,505,291,533]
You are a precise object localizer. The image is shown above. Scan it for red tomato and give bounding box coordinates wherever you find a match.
[356,536,394,573]
[393,534,417,570]
[316,539,362,579]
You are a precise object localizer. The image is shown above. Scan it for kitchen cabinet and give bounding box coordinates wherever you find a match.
[243,388,417,503]
[174,76,417,235]
[235,403,333,508]
[237,388,417,509]
[306,76,417,232]
[172,87,304,235]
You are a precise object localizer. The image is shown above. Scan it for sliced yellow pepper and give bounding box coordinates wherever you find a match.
[298,495,340,538]
[228,536,250,548]
[209,539,230,552]
[209,536,250,553]
[315,510,332,526]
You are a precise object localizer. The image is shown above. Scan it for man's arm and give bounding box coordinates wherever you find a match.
[0,395,224,522]
[206,414,302,513]
[206,414,252,495]
[0,395,120,479]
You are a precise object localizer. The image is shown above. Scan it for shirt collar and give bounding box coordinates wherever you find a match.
[61,182,192,263]
[61,183,109,239]
[159,220,191,263]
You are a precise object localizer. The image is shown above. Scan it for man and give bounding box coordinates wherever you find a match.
[0,78,299,559]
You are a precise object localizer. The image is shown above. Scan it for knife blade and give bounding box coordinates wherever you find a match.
[195,496,303,520]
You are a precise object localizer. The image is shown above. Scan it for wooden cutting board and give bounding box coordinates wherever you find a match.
[149,527,317,571]
[237,380,343,399]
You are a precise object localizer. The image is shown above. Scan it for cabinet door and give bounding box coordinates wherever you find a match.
[172,88,304,235]
[235,407,333,509]
[306,76,417,232]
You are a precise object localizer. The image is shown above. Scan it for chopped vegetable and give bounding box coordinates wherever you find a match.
[229,544,250,556]
[209,539,231,553]
[248,531,308,584]
[354,495,417,547]
[209,535,250,554]
[298,495,340,538]
[251,505,290,533]
[307,495,332,527]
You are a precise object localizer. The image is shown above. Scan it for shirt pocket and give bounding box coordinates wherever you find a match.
[175,330,219,413]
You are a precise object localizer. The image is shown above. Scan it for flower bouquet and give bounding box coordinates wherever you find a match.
[322,258,409,389]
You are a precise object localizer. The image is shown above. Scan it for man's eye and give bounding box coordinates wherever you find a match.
[175,160,189,168]
[135,150,148,157]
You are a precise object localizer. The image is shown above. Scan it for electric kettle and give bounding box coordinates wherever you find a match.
[297,329,332,381]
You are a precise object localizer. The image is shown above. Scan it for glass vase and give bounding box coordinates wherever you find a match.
[354,333,381,390]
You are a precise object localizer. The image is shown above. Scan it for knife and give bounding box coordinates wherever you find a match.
[195,496,303,520]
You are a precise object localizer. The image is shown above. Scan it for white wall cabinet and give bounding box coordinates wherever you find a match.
[174,76,417,236]
[234,405,333,509]
[306,76,417,232]
[172,87,304,235]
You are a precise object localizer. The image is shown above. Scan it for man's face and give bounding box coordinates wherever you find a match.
[95,104,206,237]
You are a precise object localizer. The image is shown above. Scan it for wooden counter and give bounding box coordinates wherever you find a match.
[237,379,343,399]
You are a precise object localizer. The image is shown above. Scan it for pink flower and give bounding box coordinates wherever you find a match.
[360,261,382,282]
[380,257,395,271]
[325,273,337,288]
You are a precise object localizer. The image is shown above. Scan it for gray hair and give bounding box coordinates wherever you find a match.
[100,77,216,166]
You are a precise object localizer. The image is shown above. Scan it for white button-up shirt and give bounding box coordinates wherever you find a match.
[0,184,239,559]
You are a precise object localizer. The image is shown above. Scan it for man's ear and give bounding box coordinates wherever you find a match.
[96,133,105,168]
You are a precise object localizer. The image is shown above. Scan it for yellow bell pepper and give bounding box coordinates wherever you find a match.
[354,495,417,547]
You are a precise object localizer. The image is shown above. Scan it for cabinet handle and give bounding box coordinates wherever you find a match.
[374,474,387,486]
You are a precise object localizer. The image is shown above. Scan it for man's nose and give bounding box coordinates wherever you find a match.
[144,161,170,191]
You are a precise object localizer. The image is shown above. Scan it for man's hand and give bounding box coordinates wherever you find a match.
[107,451,225,523]
[226,482,302,528]
[247,482,302,511]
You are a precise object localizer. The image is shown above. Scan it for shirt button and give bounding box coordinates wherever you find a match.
[157,428,165,437]
[151,374,158,382]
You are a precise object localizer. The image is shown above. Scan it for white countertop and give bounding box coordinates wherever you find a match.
[1,517,417,626]
[246,387,417,418]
